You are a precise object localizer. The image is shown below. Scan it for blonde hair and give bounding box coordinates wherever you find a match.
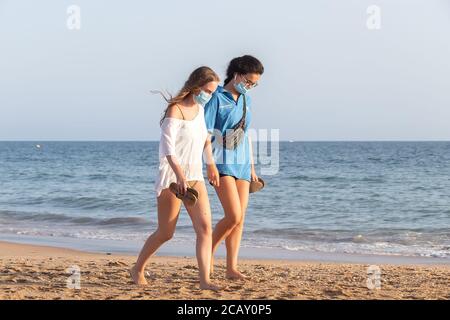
[153,66,220,126]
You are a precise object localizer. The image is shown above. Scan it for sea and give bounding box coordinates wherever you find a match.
[1,141,449,264]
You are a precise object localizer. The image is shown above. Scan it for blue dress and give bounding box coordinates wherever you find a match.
[204,86,252,182]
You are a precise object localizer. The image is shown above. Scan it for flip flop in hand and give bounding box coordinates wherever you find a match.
[169,182,199,206]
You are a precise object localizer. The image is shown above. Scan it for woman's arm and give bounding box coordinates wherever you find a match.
[204,136,220,187]
[160,105,189,195]
[203,96,221,187]
[248,135,258,181]
[166,155,188,195]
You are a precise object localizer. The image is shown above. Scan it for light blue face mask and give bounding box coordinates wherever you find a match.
[194,90,212,106]
[233,75,252,94]
[234,81,250,95]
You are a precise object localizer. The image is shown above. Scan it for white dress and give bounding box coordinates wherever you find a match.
[155,104,208,197]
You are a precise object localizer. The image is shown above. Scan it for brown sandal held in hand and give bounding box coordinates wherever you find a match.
[169,182,199,206]
[249,177,265,194]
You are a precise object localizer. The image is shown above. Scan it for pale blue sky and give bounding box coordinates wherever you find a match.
[1,0,449,141]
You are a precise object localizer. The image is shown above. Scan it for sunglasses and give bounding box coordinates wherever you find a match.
[239,74,259,89]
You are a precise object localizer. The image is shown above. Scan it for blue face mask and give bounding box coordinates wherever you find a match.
[233,75,252,94]
[194,90,212,106]
[234,81,250,95]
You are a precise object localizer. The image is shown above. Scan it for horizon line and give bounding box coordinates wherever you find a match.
[1,140,450,143]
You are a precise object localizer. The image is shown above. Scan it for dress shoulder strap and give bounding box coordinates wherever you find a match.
[175,104,186,120]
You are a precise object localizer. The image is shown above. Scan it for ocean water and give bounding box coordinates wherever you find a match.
[1,141,449,261]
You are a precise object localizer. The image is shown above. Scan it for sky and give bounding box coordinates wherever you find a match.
[1,0,449,141]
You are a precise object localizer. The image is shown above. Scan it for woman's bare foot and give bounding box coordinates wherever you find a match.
[200,281,221,291]
[226,270,248,280]
[129,265,148,286]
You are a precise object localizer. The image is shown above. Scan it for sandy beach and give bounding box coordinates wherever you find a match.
[0,241,449,300]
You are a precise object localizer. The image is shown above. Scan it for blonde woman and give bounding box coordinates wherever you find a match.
[130,67,221,290]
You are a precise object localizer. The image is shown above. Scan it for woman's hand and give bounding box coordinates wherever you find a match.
[175,172,189,196]
[251,168,259,182]
[207,164,220,187]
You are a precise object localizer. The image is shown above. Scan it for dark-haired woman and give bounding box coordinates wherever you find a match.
[204,55,264,279]
[130,67,221,290]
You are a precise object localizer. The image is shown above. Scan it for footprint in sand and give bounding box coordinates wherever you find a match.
[224,284,243,291]
[183,265,197,270]
[323,289,346,297]
[106,261,128,267]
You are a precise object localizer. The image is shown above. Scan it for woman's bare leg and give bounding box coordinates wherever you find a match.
[130,189,181,285]
[210,176,242,274]
[184,181,219,290]
[225,179,250,279]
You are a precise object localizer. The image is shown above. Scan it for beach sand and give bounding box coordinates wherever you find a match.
[0,241,449,300]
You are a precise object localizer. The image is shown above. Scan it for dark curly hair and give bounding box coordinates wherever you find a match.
[223,55,264,86]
